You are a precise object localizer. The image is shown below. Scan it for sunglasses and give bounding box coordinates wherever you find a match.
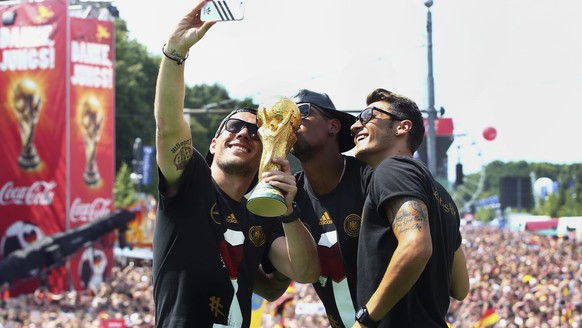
[223,118,259,140]
[297,103,332,119]
[356,106,405,125]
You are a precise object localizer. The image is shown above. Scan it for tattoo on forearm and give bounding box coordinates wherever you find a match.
[171,139,193,170]
[390,198,429,234]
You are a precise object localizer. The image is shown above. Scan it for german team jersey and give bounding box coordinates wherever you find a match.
[153,150,284,327]
[294,156,372,328]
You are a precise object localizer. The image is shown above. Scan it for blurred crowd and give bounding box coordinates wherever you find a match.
[0,262,154,328]
[0,225,581,327]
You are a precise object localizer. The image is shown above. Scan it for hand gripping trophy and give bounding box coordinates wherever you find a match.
[80,96,104,186]
[246,96,301,217]
[13,79,42,170]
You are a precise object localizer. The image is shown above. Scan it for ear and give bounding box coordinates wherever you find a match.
[209,138,218,155]
[329,118,341,135]
[398,120,413,135]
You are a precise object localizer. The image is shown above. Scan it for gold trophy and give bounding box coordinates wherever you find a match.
[80,96,104,186]
[246,96,301,217]
[13,79,42,170]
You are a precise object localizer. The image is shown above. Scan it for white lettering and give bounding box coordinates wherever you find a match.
[70,197,112,223]
[0,47,56,71]
[0,181,56,206]
[70,64,113,88]
[0,25,55,49]
[71,41,111,66]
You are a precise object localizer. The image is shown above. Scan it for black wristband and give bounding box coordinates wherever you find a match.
[162,44,189,65]
[356,305,379,328]
[278,202,300,224]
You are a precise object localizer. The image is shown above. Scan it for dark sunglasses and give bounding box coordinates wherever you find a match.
[297,103,332,119]
[356,106,405,125]
[223,118,259,140]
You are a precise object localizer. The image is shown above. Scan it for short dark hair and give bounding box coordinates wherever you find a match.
[206,107,257,165]
[366,88,424,152]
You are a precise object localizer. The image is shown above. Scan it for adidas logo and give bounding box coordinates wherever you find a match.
[226,214,238,224]
[319,212,333,225]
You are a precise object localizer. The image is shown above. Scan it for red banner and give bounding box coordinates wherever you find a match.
[68,17,115,291]
[0,0,115,295]
[0,0,68,295]
[423,117,454,136]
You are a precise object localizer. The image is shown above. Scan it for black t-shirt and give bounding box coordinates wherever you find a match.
[357,156,461,328]
[152,150,283,328]
[294,156,372,328]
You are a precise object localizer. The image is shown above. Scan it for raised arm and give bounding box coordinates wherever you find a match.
[154,0,215,193]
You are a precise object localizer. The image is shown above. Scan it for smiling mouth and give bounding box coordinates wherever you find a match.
[355,134,368,142]
[229,144,250,153]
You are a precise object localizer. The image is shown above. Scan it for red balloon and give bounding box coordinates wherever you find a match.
[483,126,497,141]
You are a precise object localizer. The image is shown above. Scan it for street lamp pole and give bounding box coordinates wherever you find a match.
[425,0,437,175]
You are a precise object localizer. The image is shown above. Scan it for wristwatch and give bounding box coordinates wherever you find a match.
[356,305,379,327]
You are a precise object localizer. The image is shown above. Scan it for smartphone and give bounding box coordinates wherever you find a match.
[200,0,245,22]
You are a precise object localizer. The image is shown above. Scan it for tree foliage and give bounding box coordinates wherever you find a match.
[473,161,582,220]
[114,161,137,207]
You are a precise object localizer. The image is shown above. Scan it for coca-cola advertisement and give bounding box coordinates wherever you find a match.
[0,0,68,295]
[68,17,115,291]
[0,0,115,295]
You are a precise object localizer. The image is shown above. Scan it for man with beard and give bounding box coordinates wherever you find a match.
[152,2,320,327]
[255,89,372,327]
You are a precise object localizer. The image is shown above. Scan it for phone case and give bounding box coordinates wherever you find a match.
[200,0,245,22]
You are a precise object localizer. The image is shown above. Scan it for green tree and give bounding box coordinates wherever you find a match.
[471,161,582,219]
[114,19,158,175]
[114,161,137,207]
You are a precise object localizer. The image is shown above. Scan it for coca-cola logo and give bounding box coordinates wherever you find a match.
[0,181,56,206]
[70,197,112,223]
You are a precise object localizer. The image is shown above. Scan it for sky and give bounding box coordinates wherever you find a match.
[114,0,582,176]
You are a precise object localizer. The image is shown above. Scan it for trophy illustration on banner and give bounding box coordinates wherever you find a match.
[79,96,104,186]
[246,96,301,217]
[13,79,42,170]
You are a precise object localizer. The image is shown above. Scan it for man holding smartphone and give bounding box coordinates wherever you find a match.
[152,1,319,327]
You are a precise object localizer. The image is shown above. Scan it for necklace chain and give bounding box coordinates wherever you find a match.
[338,156,346,185]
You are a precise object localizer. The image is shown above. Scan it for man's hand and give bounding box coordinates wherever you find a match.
[261,157,297,216]
[166,0,216,56]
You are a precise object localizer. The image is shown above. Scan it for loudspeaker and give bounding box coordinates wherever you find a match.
[499,176,534,209]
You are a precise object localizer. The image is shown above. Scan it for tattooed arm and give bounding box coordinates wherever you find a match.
[153,0,215,195]
[361,197,433,323]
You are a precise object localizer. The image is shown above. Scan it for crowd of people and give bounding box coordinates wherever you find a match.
[0,261,154,328]
[0,224,579,327]
[257,224,582,327]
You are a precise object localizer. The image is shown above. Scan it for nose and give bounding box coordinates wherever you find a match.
[350,120,363,136]
[236,126,251,138]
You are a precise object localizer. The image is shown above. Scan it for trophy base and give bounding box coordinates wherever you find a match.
[246,181,288,217]
[84,171,101,186]
[18,154,40,170]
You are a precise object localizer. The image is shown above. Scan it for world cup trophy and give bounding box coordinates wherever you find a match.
[246,96,301,217]
[80,96,104,186]
[13,79,42,170]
